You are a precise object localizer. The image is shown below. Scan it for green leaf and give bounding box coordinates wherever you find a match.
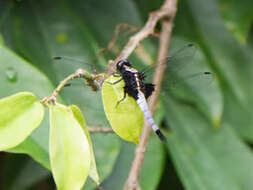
[164,97,253,190]
[50,104,91,190]
[218,0,253,43]
[0,43,56,168]
[1,0,253,189]
[186,0,253,141]
[102,75,144,144]
[163,38,223,126]
[175,0,253,140]
[70,105,99,184]
[0,33,4,45]
[0,92,44,150]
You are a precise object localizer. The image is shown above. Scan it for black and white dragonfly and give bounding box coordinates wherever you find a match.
[107,43,213,142]
[109,60,166,141]
[53,43,213,142]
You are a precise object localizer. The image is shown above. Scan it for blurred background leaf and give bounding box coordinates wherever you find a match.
[0,0,252,189]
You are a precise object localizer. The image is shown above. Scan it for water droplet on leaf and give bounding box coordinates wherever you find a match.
[5,67,18,83]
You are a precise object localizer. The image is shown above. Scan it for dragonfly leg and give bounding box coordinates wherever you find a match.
[113,73,121,77]
[116,90,126,107]
[106,78,123,85]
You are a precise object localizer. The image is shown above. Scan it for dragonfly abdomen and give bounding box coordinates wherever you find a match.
[136,92,166,142]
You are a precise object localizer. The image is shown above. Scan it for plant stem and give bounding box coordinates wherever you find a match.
[105,0,177,76]
[123,0,178,189]
[41,69,103,105]
[88,127,114,133]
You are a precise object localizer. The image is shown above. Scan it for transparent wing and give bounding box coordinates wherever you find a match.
[162,71,214,92]
[162,48,214,101]
[52,56,107,78]
[138,43,197,78]
[131,43,213,92]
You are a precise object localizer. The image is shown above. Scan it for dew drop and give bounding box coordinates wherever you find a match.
[5,67,18,83]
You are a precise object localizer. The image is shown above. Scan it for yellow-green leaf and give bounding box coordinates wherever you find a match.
[49,104,91,190]
[102,75,143,144]
[70,105,99,184]
[0,92,44,150]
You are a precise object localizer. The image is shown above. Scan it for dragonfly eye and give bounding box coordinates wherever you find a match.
[116,60,131,71]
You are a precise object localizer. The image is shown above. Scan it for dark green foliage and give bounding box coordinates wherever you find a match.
[0,0,253,189]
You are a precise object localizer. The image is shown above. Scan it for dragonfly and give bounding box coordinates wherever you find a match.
[53,43,213,142]
[110,59,166,141]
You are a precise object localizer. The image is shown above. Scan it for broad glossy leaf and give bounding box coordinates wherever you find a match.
[65,0,142,46]
[0,44,55,98]
[70,105,99,184]
[1,0,103,83]
[50,104,91,190]
[164,97,253,190]
[174,0,253,140]
[0,44,55,169]
[218,0,253,43]
[0,92,44,150]
[161,38,222,126]
[102,75,143,144]
[186,0,253,141]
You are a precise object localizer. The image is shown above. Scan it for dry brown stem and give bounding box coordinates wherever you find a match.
[105,0,177,76]
[88,127,114,133]
[121,0,178,189]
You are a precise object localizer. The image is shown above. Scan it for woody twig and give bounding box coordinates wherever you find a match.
[108,0,178,189]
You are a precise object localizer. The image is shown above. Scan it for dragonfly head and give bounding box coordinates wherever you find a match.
[116,59,132,73]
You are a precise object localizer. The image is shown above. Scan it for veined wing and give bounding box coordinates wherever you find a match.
[52,56,107,79]
[139,43,197,76]
[134,43,214,93]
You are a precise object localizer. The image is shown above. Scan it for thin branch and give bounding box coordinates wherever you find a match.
[123,0,178,189]
[105,0,177,76]
[88,127,114,133]
[90,23,140,63]
[41,69,104,105]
